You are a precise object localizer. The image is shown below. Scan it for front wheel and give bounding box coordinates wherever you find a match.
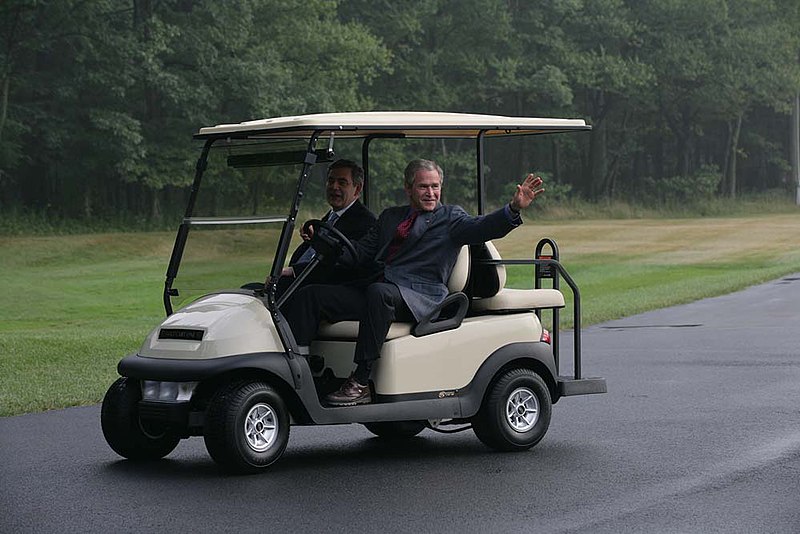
[101,377,180,460]
[472,368,552,452]
[363,420,426,439]
[203,381,290,473]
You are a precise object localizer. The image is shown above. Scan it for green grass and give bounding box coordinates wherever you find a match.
[0,233,172,415]
[533,192,800,220]
[500,214,800,330]
[1,214,799,416]
[508,260,800,332]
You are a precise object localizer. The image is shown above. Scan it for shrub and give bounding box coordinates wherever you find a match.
[641,165,722,206]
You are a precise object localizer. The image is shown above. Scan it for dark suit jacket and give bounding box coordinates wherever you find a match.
[352,203,521,321]
[289,199,376,285]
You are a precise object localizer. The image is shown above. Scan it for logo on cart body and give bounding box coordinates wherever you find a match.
[159,328,204,341]
[438,390,456,398]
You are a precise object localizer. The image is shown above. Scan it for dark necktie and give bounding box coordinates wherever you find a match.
[385,210,418,264]
[325,210,340,229]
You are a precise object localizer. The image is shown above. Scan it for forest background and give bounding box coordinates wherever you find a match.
[1,0,800,231]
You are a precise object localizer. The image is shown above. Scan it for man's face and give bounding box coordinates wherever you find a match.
[326,167,361,211]
[406,168,442,212]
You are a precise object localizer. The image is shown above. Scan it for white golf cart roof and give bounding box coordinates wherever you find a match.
[195,111,590,139]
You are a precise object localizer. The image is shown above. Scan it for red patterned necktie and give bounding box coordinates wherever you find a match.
[385,210,418,264]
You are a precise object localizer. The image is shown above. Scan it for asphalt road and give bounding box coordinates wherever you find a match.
[2,275,799,533]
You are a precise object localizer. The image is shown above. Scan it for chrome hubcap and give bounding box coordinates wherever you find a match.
[244,403,278,452]
[506,387,539,432]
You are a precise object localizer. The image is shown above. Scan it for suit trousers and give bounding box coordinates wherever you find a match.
[282,282,414,364]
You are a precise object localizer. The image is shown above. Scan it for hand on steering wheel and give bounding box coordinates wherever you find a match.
[302,219,358,265]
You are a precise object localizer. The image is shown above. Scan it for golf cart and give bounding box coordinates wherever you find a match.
[101,111,607,473]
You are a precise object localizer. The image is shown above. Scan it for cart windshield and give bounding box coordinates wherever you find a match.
[168,138,332,311]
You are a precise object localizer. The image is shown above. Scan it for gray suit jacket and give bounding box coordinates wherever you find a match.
[352,203,521,321]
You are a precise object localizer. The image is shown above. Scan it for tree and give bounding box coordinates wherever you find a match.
[562,0,653,197]
[711,0,800,197]
[0,0,390,221]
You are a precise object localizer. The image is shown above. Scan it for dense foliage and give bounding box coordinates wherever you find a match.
[1,0,798,224]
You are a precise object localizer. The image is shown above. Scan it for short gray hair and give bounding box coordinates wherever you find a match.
[403,159,443,189]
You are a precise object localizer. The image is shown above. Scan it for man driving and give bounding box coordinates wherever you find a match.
[279,159,376,290]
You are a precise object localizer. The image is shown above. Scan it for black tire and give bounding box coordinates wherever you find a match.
[472,368,552,452]
[363,420,426,439]
[203,381,290,474]
[101,377,180,460]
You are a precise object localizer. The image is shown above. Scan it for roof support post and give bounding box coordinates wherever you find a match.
[361,136,372,209]
[476,130,486,215]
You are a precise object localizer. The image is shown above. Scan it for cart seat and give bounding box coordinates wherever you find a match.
[316,245,471,340]
[469,241,565,313]
[317,320,413,340]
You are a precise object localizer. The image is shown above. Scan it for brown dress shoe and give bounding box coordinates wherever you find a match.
[325,376,372,406]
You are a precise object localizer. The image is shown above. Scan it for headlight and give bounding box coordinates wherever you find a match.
[141,381,198,402]
[142,380,159,400]
[177,381,198,401]
[158,382,179,401]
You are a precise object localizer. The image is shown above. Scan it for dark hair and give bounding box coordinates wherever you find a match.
[403,159,443,189]
[329,159,364,186]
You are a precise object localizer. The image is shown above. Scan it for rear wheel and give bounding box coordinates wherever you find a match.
[101,377,180,460]
[363,420,426,439]
[203,381,289,473]
[472,368,551,452]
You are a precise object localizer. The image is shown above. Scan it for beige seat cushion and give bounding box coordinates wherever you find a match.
[447,245,470,293]
[469,241,565,312]
[471,287,565,312]
[317,320,412,340]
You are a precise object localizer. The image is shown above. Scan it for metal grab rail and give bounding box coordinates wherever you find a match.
[184,216,287,226]
[473,252,583,379]
[535,238,560,372]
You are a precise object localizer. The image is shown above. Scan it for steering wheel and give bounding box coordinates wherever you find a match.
[302,219,358,265]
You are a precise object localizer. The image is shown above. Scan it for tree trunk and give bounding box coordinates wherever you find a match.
[588,120,607,198]
[514,92,527,180]
[151,189,161,221]
[133,0,153,28]
[586,90,611,198]
[251,180,260,216]
[727,114,742,199]
[551,139,560,184]
[83,186,92,219]
[721,121,732,194]
[676,129,690,177]
[601,109,630,198]
[651,140,662,182]
[0,75,9,146]
[0,2,23,148]
[792,92,800,206]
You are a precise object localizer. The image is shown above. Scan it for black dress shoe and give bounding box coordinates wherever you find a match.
[325,376,372,406]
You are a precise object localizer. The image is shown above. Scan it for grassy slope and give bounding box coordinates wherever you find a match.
[1,214,799,416]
